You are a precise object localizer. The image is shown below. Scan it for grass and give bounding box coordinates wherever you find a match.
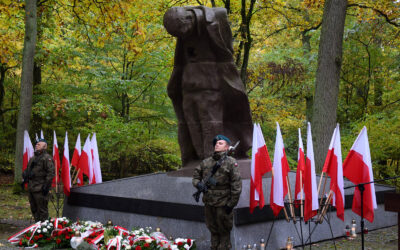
[0,184,64,221]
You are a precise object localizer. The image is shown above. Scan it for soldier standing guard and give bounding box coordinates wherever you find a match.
[22,139,55,222]
[192,135,242,250]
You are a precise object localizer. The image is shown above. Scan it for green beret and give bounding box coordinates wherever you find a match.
[213,135,231,146]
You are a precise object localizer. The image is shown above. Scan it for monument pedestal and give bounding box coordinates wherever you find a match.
[64,165,396,249]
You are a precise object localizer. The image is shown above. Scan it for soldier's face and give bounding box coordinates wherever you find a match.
[35,142,47,151]
[214,140,229,152]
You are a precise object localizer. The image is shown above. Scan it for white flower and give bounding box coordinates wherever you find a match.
[184,244,190,249]
[43,228,48,233]
[37,230,41,233]
[125,246,131,250]
[49,223,53,227]
[170,245,178,250]
[45,220,49,223]
[145,238,152,243]
[175,238,185,243]
[47,226,51,229]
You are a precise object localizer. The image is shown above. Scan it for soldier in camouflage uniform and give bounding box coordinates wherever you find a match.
[22,139,55,222]
[192,135,242,250]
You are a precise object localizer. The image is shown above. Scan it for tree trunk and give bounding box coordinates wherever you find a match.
[14,0,37,183]
[311,0,347,172]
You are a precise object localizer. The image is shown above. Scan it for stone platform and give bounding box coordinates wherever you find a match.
[63,163,397,249]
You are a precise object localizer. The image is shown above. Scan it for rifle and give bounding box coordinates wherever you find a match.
[193,141,240,202]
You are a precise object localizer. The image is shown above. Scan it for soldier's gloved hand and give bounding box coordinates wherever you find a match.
[224,205,233,214]
[196,182,207,192]
[42,185,50,196]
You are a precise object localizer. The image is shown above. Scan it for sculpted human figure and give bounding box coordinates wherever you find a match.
[163,6,253,166]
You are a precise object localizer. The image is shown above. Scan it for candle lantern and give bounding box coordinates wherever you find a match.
[252,243,257,250]
[345,225,351,238]
[242,245,247,249]
[247,244,252,250]
[363,227,369,234]
[286,237,293,250]
[351,219,357,238]
[106,220,113,229]
[260,238,266,250]
[156,227,161,232]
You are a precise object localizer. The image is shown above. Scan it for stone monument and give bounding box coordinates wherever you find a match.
[163,6,253,166]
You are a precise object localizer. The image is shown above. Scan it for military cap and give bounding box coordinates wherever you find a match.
[213,134,231,146]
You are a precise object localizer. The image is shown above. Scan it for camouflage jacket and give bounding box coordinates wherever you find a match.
[192,152,242,207]
[22,152,55,193]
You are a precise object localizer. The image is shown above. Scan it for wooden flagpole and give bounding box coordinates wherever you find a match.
[300,171,304,218]
[286,176,295,221]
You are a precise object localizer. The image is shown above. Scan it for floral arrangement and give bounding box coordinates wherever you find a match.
[8,217,196,250]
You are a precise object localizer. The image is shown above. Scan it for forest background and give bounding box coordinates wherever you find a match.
[0,0,399,186]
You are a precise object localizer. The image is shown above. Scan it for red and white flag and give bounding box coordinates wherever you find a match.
[294,128,306,204]
[23,130,34,173]
[304,122,319,222]
[78,135,93,184]
[250,123,272,213]
[270,122,290,217]
[71,133,81,168]
[61,132,71,196]
[40,130,44,140]
[343,126,377,223]
[91,133,102,184]
[322,124,345,221]
[52,131,61,187]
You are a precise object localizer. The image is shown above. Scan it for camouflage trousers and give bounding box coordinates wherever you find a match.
[28,191,49,222]
[204,205,233,250]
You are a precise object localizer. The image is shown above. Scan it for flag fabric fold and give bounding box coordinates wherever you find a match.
[91,133,102,184]
[270,122,290,217]
[78,135,93,184]
[61,132,71,196]
[294,128,306,204]
[23,130,34,173]
[304,122,319,222]
[52,131,61,187]
[343,126,377,223]
[250,123,272,213]
[40,130,44,140]
[71,134,82,185]
[322,124,345,221]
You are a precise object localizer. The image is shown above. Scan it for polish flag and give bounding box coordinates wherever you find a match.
[61,132,71,196]
[71,134,82,185]
[322,124,345,221]
[270,122,290,217]
[304,122,319,222]
[22,130,34,173]
[52,131,61,187]
[250,123,272,213]
[78,135,93,184]
[91,133,102,184]
[343,126,377,223]
[294,128,306,205]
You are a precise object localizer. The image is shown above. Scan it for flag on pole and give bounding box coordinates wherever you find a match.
[322,124,345,221]
[71,134,81,168]
[40,130,44,140]
[71,133,82,185]
[343,126,377,223]
[270,122,290,217]
[23,130,34,173]
[61,132,71,196]
[91,133,102,184]
[250,123,272,213]
[78,135,93,184]
[294,128,306,204]
[304,122,319,222]
[52,131,61,188]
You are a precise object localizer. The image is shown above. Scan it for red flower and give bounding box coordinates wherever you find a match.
[34,236,39,240]
[56,238,61,244]
[68,228,73,232]
[178,242,183,246]
[39,234,43,238]
[29,240,33,244]
[187,239,192,244]
[46,238,51,241]
[19,240,23,246]
[123,232,128,237]
[144,243,150,247]
[65,235,71,240]
[135,246,142,250]
[58,224,63,229]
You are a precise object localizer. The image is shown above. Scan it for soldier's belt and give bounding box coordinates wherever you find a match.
[209,185,230,190]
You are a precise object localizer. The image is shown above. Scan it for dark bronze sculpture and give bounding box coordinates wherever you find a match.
[163,6,253,166]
